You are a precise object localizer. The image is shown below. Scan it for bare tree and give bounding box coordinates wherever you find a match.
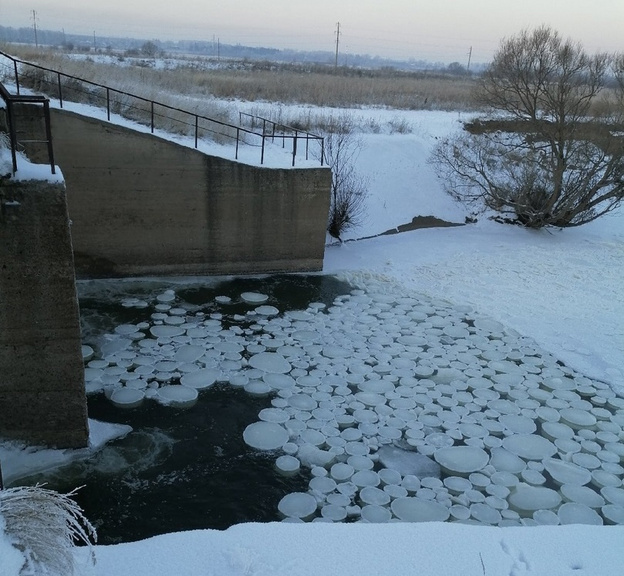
[321,114,368,240]
[141,41,159,58]
[432,26,624,228]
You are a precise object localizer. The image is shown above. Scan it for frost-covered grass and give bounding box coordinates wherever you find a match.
[0,485,96,575]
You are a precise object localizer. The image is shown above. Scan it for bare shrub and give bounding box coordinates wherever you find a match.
[388,115,413,134]
[431,26,624,228]
[365,117,382,133]
[320,114,369,240]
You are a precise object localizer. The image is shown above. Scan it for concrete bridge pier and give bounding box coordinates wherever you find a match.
[0,178,89,449]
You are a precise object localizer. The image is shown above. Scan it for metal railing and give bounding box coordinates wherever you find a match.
[0,50,324,167]
[239,112,324,166]
[0,80,56,175]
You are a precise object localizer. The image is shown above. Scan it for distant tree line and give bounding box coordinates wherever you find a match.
[0,25,485,73]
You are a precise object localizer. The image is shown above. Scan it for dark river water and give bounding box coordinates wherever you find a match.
[17,274,353,544]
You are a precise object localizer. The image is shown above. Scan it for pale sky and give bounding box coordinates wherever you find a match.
[1,0,622,63]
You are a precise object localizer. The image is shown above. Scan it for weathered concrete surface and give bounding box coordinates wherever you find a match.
[0,179,89,448]
[24,106,332,278]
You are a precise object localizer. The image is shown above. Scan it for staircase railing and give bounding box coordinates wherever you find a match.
[0,80,55,175]
[0,50,324,167]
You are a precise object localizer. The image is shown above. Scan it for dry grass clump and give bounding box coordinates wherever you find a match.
[0,484,96,576]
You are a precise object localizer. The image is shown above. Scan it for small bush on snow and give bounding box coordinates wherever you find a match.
[319,114,369,240]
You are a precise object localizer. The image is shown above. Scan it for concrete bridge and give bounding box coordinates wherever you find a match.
[0,79,331,452]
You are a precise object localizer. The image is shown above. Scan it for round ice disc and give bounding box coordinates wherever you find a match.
[110,387,145,409]
[278,492,317,519]
[560,484,605,508]
[276,455,300,476]
[156,385,198,408]
[602,504,624,525]
[508,485,561,513]
[243,421,289,450]
[360,505,392,523]
[434,446,489,475]
[502,434,557,460]
[390,497,450,522]
[558,502,603,525]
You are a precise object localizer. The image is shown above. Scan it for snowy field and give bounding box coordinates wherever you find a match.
[1,104,624,575]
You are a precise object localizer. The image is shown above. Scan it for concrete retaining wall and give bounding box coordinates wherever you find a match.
[0,179,89,448]
[22,106,332,278]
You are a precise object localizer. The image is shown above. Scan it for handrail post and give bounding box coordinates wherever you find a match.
[150,101,154,133]
[261,134,266,165]
[292,133,297,167]
[57,72,63,108]
[320,138,325,167]
[6,100,18,174]
[195,115,199,148]
[43,100,56,175]
[235,127,240,160]
[13,60,20,94]
[106,87,110,121]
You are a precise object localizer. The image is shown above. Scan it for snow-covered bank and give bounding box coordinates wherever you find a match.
[0,420,131,486]
[324,108,623,392]
[76,522,624,576]
[325,216,624,392]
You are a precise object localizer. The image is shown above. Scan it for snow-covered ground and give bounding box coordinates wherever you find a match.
[327,117,624,391]
[1,106,624,575]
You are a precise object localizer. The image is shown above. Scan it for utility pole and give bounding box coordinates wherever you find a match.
[93,31,96,51]
[467,46,472,71]
[334,22,341,69]
[31,9,38,48]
